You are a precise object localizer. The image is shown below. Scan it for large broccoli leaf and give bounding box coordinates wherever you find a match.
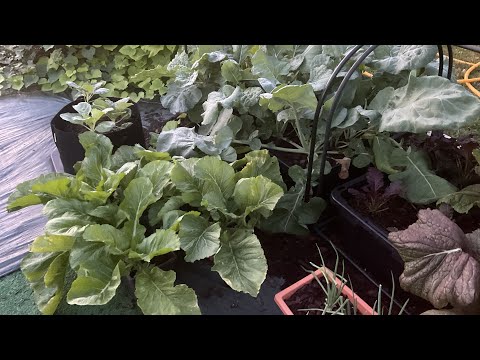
[372,75,480,133]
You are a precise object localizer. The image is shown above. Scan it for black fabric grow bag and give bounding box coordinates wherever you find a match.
[51,98,146,174]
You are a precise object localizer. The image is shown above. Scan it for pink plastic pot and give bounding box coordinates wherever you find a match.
[274,267,377,315]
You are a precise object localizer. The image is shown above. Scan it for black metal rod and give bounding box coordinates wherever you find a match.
[304,45,364,202]
[306,44,454,202]
[315,45,380,198]
[446,45,453,79]
[437,45,444,77]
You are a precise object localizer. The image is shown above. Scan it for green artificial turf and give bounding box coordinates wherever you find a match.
[0,270,142,315]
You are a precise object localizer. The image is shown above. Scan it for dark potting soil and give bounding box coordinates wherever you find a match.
[319,219,433,315]
[284,276,359,315]
[346,190,480,234]
[256,230,413,314]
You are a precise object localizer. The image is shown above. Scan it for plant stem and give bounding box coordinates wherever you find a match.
[233,140,308,154]
[280,137,303,149]
[290,103,308,150]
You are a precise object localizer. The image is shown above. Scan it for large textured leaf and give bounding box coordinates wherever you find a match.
[30,235,75,253]
[78,132,113,184]
[437,185,480,214]
[251,49,290,92]
[31,177,72,198]
[178,214,221,262]
[134,147,171,162]
[371,135,399,175]
[156,127,198,157]
[43,198,97,219]
[259,184,326,236]
[119,177,156,222]
[259,84,317,112]
[374,75,480,133]
[221,59,243,85]
[45,214,93,236]
[67,261,122,305]
[389,209,480,308]
[69,238,118,270]
[388,148,457,204]
[89,204,125,227]
[137,160,173,198]
[122,220,146,248]
[148,196,185,227]
[21,251,69,315]
[233,176,284,218]
[201,90,227,127]
[7,173,73,212]
[235,150,286,190]
[161,73,202,113]
[370,45,437,74]
[194,156,236,208]
[83,224,130,255]
[308,64,333,92]
[135,264,200,315]
[212,229,267,296]
[131,229,180,262]
[170,158,202,205]
[111,145,137,170]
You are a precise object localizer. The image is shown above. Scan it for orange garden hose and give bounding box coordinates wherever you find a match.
[464,62,480,97]
[362,55,480,97]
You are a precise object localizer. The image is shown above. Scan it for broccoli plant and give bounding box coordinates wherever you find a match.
[59,81,134,133]
[348,167,403,214]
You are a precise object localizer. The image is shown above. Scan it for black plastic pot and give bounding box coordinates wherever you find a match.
[329,174,404,286]
[51,98,146,174]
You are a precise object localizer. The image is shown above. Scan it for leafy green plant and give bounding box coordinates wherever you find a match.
[154,45,480,216]
[300,245,357,315]
[298,244,409,315]
[389,208,480,314]
[60,81,134,133]
[348,167,404,214]
[438,149,480,213]
[157,46,479,168]
[0,45,180,101]
[7,132,286,314]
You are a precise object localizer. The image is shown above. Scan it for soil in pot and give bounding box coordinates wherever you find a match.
[317,219,432,314]
[284,276,360,315]
[346,183,480,233]
[256,230,428,314]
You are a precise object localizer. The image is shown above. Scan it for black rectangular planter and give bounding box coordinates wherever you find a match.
[329,175,404,287]
[312,219,412,315]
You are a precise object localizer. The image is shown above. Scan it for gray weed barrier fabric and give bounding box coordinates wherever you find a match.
[0,92,70,277]
[0,94,175,278]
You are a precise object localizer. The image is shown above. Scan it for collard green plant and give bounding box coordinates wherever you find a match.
[367,134,458,205]
[389,209,480,313]
[7,133,286,314]
[60,81,134,133]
